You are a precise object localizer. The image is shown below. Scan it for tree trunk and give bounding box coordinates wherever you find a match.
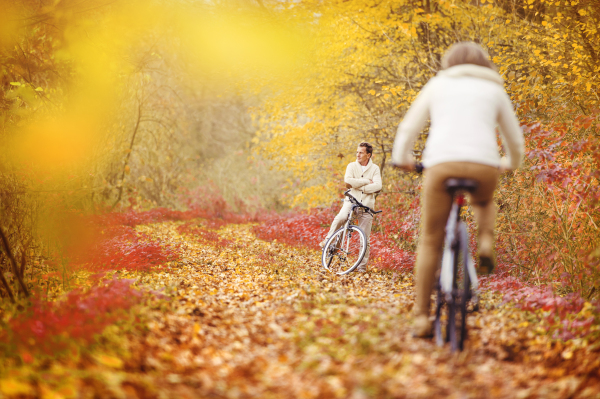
[0,226,29,297]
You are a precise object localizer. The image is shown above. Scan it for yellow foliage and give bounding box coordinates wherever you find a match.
[255,0,599,209]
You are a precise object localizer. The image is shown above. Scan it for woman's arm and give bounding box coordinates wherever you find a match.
[391,82,434,166]
[497,91,524,170]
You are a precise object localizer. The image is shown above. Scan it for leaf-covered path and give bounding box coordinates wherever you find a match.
[111,220,599,399]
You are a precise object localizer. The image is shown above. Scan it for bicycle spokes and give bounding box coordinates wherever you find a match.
[321,225,367,275]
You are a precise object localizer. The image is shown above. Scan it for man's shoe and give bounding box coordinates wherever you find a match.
[355,267,367,273]
[478,255,495,275]
[412,315,433,338]
[319,239,327,248]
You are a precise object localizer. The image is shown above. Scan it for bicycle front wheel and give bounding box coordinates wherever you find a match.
[321,225,367,275]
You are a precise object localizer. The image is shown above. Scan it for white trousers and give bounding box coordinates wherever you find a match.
[326,201,373,271]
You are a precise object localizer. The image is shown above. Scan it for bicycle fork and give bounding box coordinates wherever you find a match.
[341,218,353,255]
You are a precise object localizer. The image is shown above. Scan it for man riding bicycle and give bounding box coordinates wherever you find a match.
[391,42,524,337]
[320,142,383,273]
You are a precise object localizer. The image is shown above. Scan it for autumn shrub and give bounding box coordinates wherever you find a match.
[253,205,337,248]
[374,187,421,248]
[494,112,600,298]
[0,279,145,360]
[482,273,600,342]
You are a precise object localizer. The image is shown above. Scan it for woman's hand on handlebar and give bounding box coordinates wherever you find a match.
[391,162,423,173]
[392,152,423,173]
[391,162,415,171]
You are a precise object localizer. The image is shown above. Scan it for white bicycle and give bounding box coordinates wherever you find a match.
[321,190,382,275]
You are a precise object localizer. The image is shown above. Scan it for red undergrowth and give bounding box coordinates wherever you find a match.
[252,198,417,271]
[1,279,145,359]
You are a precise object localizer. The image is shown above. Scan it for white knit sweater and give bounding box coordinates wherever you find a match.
[391,64,524,170]
[344,159,382,209]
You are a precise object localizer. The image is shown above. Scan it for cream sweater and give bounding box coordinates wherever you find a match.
[391,64,524,170]
[344,159,382,209]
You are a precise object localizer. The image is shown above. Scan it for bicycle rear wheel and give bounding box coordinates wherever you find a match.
[457,221,472,351]
[449,222,472,352]
[458,262,470,351]
[434,281,445,347]
[321,225,366,275]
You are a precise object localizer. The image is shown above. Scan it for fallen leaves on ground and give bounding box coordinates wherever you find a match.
[2,219,600,398]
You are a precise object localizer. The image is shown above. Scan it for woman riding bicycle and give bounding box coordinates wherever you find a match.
[391,42,524,338]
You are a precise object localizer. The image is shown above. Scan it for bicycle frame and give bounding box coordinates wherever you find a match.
[410,163,480,351]
[321,190,381,274]
[339,203,362,255]
[440,193,479,301]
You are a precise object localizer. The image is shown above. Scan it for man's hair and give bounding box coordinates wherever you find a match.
[441,42,497,71]
[359,142,373,155]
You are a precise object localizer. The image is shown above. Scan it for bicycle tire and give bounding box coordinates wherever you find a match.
[434,198,476,352]
[434,284,457,349]
[448,231,463,351]
[434,281,444,347]
[459,264,470,351]
[321,225,367,275]
[323,234,341,271]
[458,221,471,351]
[448,298,458,351]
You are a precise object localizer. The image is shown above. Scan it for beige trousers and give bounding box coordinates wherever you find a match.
[326,201,373,271]
[415,162,499,317]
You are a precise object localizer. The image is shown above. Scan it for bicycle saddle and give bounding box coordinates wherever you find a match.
[444,178,478,193]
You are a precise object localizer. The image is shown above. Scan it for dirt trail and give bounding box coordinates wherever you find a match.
[108,221,598,399]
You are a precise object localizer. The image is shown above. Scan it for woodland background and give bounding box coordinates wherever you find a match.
[0,0,599,388]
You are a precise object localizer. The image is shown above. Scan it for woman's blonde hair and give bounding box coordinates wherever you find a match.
[441,42,497,71]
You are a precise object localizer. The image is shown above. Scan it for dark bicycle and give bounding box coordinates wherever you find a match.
[434,178,480,352]
[321,190,382,275]
[412,163,480,352]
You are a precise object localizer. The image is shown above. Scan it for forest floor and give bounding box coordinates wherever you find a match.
[2,218,600,399]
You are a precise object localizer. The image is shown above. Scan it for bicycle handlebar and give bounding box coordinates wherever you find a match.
[344,190,382,215]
